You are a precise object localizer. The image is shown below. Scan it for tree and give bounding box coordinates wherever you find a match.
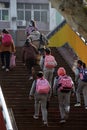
[49,0,87,40]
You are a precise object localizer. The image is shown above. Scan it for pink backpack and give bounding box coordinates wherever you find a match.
[36,78,50,94]
[58,75,73,91]
[2,34,12,47]
[44,55,57,68]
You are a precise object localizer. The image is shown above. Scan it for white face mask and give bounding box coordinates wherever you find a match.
[29,22,32,27]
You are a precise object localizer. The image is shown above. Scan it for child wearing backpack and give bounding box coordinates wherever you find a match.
[75,62,87,109]
[0,29,15,72]
[29,71,51,126]
[53,67,75,123]
[73,60,83,107]
[39,48,57,95]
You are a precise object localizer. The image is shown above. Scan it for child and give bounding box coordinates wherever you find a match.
[39,48,57,96]
[76,62,87,109]
[53,67,75,123]
[29,71,51,126]
[0,29,15,72]
[25,20,38,37]
[73,60,83,107]
[22,39,38,80]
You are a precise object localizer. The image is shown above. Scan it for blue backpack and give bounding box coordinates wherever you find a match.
[80,69,87,82]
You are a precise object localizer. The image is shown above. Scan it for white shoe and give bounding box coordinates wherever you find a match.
[44,121,48,125]
[29,76,33,80]
[74,103,81,107]
[43,121,48,127]
[59,119,66,123]
[33,115,39,119]
[6,68,9,72]
[2,66,5,69]
[85,106,87,109]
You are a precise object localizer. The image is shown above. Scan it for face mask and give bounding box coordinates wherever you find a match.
[29,22,32,26]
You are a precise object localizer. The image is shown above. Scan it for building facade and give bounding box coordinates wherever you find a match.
[0,0,63,46]
[0,0,64,31]
[0,0,50,31]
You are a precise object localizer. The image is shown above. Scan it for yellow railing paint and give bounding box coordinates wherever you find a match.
[48,23,87,65]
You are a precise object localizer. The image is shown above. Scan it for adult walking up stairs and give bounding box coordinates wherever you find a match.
[0,47,87,130]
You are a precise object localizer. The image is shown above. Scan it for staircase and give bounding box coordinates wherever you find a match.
[0,47,87,130]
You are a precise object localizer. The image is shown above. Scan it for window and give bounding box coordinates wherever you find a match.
[33,4,40,9]
[41,4,49,10]
[25,4,32,9]
[0,9,9,21]
[0,3,9,21]
[25,11,31,21]
[17,3,24,9]
[0,3,9,8]
[33,4,49,23]
[2,10,9,20]
[41,11,47,23]
[4,3,9,8]
[34,11,40,21]
[17,10,24,20]
[17,3,24,20]
[0,10,1,20]
[17,3,49,23]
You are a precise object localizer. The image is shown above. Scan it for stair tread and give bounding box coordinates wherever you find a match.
[0,47,86,130]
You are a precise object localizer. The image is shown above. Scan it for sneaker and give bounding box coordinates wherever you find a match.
[44,121,48,125]
[41,121,48,127]
[74,103,81,107]
[6,68,9,72]
[1,66,5,69]
[85,106,87,109]
[33,115,39,119]
[29,76,33,80]
[59,119,66,124]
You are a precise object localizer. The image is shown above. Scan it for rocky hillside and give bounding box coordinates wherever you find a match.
[49,0,87,40]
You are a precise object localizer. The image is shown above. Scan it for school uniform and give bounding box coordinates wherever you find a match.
[29,78,51,125]
[53,75,75,122]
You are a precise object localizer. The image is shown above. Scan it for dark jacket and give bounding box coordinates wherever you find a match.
[22,43,38,63]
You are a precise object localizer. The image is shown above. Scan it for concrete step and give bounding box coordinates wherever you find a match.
[0,47,87,130]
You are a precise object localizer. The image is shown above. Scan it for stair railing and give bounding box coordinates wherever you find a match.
[0,86,13,130]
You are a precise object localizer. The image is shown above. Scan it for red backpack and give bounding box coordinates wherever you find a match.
[2,34,12,47]
[44,55,57,68]
[36,78,50,94]
[58,75,73,92]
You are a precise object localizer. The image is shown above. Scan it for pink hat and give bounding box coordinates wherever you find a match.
[57,67,66,76]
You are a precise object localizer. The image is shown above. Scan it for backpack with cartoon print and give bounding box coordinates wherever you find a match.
[58,75,73,92]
